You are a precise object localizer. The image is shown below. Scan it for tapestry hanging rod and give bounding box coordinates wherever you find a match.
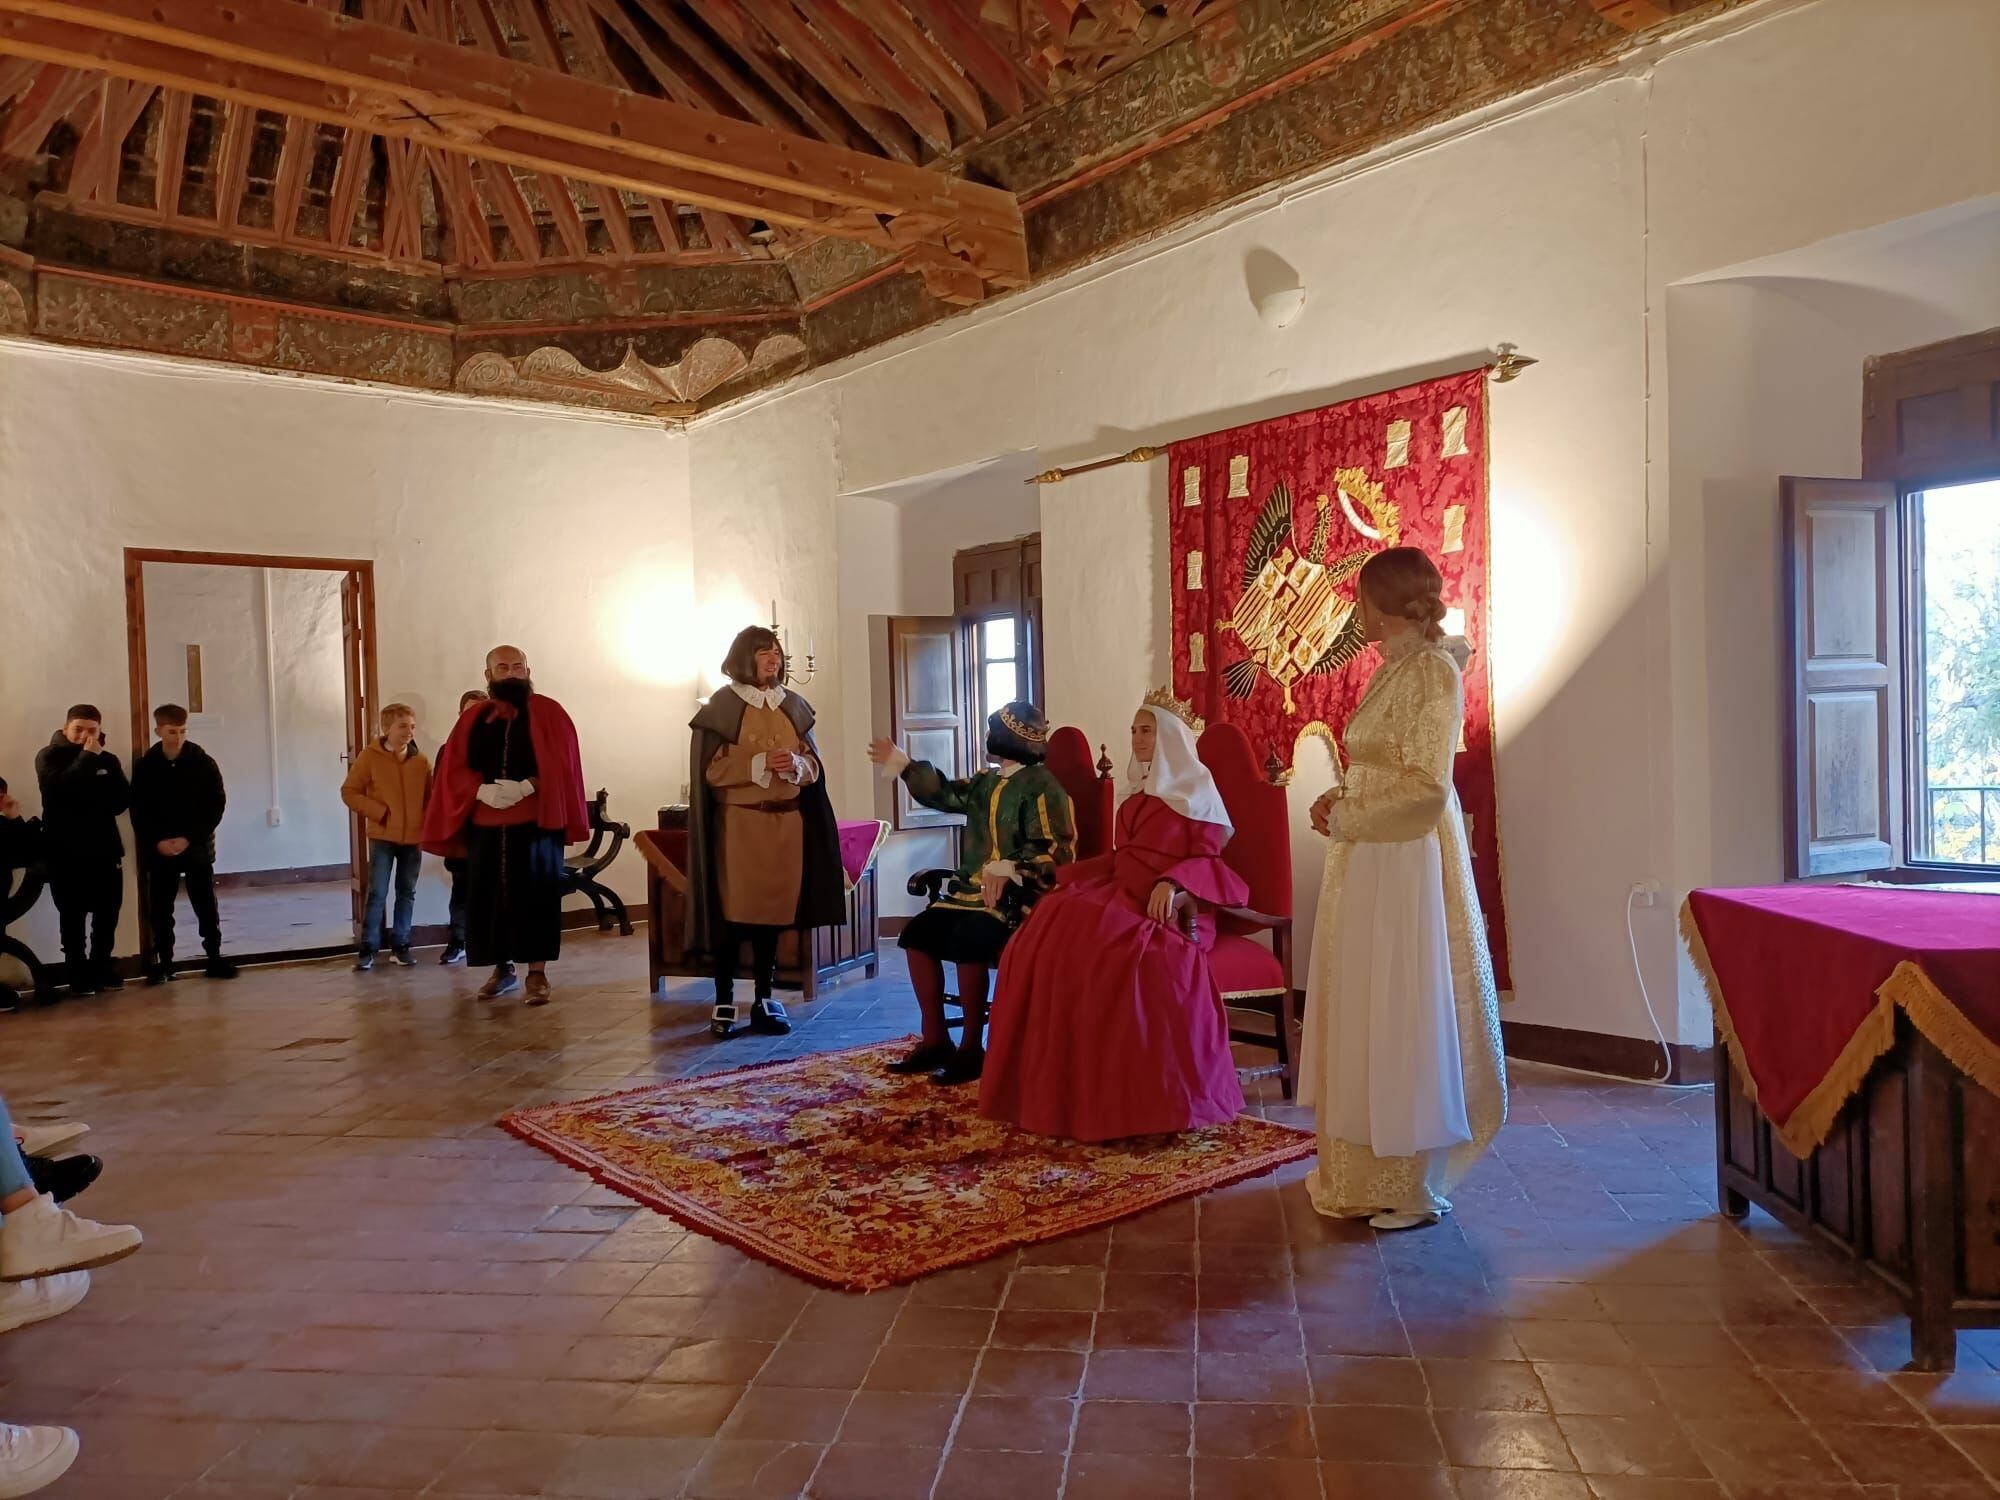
[1024,346,1538,485]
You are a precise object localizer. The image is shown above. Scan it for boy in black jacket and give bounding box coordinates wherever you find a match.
[130,704,236,984]
[34,705,130,996]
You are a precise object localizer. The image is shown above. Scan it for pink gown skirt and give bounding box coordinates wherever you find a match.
[980,875,1246,1142]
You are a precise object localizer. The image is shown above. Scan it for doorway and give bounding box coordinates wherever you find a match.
[123,548,378,963]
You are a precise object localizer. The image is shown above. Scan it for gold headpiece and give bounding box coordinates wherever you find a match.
[1141,686,1204,734]
[996,705,1048,745]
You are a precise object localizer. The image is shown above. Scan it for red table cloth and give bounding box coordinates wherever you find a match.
[1683,886,2000,1156]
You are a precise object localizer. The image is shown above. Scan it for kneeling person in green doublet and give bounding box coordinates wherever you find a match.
[867,702,1074,1085]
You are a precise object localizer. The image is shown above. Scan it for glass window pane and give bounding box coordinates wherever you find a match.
[985,662,1018,714]
[982,615,1016,662]
[1917,478,2000,866]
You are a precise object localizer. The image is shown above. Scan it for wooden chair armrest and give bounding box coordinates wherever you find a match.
[1212,905,1291,930]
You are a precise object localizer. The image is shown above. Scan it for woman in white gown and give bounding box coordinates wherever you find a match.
[1299,546,1507,1231]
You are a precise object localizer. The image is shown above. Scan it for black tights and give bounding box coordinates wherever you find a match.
[908,952,989,1055]
[714,922,783,1006]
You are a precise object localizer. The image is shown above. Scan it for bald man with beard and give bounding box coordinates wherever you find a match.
[422,646,589,1005]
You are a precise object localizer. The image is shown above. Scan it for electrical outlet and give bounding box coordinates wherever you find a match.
[1630,880,1660,908]
[267,808,283,828]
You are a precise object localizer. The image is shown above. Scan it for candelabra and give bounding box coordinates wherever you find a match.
[769,599,817,686]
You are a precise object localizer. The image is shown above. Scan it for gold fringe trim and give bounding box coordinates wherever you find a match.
[1682,901,1998,1158]
[1881,959,2000,1102]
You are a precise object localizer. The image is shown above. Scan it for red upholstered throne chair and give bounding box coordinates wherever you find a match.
[1196,722,1298,1098]
[936,725,1116,1032]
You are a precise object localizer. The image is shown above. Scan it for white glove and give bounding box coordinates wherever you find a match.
[475,783,507,809]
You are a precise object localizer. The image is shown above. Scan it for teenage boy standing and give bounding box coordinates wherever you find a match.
[341,703,431,971]
[130,704,237,985]
[34,707,130,996]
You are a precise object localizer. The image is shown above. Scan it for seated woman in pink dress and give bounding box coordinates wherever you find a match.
[980,690,1248,1141]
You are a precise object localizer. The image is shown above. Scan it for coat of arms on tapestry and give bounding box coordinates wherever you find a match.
[1168,369,1511,988]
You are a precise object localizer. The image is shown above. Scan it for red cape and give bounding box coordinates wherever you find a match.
[420,693,589,859]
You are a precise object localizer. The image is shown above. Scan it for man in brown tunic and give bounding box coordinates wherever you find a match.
[686,627,844,1038]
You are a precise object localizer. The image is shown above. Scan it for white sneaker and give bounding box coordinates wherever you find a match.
[12,1124,86,1159]
[0,1423,78,1497]
[0,1195,142,1281]
[0,1273,88,1334]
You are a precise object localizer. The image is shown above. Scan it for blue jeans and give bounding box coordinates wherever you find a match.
[0,1095,32,1204]
[361,840,421,954]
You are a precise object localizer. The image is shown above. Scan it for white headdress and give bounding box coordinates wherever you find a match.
[1126,689,1233,836]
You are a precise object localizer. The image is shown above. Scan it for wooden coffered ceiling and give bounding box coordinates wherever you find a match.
[0,0,1736,419]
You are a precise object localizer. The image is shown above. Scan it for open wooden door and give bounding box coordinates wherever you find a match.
[887,615,966,832]
[339,569,370,928]
[1782,477,1905,879]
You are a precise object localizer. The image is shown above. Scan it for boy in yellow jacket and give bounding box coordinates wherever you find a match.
[341,703,432,971]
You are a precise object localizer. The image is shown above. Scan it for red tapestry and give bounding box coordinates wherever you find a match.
[1168,369,1510,988]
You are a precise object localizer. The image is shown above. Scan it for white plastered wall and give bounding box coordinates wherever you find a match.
[0,349,696,957]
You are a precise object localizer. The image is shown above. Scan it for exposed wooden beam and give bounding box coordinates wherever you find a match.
[622,0,798,136]
[0,51,38,106]
[684,0,874,153]
[151,86,188,215]
[0,0,1027,289]
[67,75,151,202]
[902,0,1030,116]
[731,1,925,163]
[842,0,989,134]
[381,133,422,260]
[323,121,368,248]
[538,173,590,258]
[0,61,93,155]
[698,206,748,256]
[805,0,963,148]
[211,97,255,228]
[589,179,634,256]
[471,158,542,261]
[636,194,677,254]
[583,0,714,112]
[425,144,494,266]
[269,113,314,239]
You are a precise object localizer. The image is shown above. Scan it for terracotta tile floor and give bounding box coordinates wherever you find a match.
[3,932,1998,1498]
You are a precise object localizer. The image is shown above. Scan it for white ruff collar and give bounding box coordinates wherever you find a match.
[730,683,786,711]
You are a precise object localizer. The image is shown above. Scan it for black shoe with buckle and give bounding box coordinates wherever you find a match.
[887,1040,954,1075]
[931,1049,985,1086]
[749,998,791,1036]
[710,996,741,1038]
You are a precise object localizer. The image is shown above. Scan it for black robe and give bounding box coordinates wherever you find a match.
[685,688,845,959]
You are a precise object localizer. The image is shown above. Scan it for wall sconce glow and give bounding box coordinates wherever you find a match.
[1488,496,1570,716]
[1441,606,1467,639]
[606,568,698,688]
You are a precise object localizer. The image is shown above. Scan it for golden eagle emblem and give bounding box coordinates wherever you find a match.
[1219,467,1401,712]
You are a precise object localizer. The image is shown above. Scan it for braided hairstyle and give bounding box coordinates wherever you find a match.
[1357,546,1447,643]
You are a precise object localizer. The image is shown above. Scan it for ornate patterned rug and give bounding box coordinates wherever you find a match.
[499,1041,1316,1290]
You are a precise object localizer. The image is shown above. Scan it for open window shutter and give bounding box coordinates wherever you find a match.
[1782,477,1905,879]
[888,615,966,832]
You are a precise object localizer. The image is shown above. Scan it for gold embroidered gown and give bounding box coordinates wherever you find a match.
[1298,634,1507,1218]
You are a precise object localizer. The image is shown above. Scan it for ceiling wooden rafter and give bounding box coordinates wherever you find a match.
[0,0,1054,296]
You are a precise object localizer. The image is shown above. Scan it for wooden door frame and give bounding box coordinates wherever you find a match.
[122,547,380,961]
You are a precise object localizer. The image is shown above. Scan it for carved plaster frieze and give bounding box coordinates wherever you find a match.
[454,334,807,416]
[0,278,27,334]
